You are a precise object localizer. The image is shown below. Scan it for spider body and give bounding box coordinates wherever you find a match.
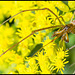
[52,22,75,43]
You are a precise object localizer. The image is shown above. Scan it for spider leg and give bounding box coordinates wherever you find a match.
[54,16,65,24]
[0,8,63,27]
[70,24,75,34]
[0,33,33,57]
[0,25,63,57]
[70,11,75,23]
[31,34,62,58]
[61,32,69,43]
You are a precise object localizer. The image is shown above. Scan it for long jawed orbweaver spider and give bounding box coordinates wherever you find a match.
[0,8,75,57]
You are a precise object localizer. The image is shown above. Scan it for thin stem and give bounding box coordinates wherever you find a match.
[69,45,75,50]
[0,8,62,27]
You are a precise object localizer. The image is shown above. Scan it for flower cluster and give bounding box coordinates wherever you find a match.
[0,1,74,74]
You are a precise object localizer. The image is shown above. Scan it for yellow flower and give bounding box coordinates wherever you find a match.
[15,64,26,74]
[0,23,15,54]
[37,51,53,74]
[53,1,69,12]
[24,57,39,74]
[56,47,69,59]
[52,58,69,74]
[63,12,73,22]
[42,36,56,61]
[68,1,75,9]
